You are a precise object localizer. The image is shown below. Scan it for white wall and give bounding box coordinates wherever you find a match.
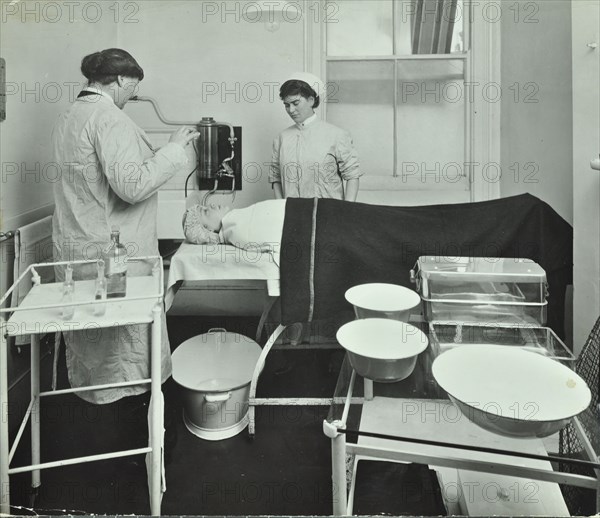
[0,0,305,244]
[500,0,573,224]
[0,6,118,234]
[0,4,118,299]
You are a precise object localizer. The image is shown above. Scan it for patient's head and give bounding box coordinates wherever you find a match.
[182,204,231,244]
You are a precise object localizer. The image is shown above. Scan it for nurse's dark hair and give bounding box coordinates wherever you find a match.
[280,79,320,109]
[81,48,144,85]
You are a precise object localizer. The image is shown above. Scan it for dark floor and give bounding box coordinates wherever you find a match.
[7,316,345,516]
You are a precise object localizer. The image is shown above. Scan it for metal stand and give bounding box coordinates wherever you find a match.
[248,324,286,436]
[247,321,339,437]
[0,257,165,515]
[0,321,10,515]
[149,304,162,514]
[324,420,347,516]
[325,363,600,516]
[255,295,279,343]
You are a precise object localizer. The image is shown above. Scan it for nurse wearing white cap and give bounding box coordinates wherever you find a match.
[269,72,362,201]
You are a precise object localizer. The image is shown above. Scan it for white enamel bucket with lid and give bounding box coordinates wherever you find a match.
[172,329,262,441]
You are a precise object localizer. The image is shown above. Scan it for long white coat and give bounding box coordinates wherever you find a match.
[52,90,188,404]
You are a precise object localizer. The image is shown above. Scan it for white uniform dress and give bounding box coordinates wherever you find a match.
[269,114,361,199]
[52,88,188,404]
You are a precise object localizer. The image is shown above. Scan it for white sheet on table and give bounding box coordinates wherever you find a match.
[165,243,280,310]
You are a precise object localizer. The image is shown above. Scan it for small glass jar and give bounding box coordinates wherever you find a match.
[94,259,107,317]
[61,264,75,320]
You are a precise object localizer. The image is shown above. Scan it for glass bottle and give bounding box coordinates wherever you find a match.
[103,226,127,298]
[94,259,107,316]
[61,263,75,320]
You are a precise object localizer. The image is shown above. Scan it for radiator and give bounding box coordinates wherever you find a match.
[9,215,54,346]
[1,215,56,397]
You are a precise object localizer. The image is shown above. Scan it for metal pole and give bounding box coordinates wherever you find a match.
[8,447,151,474]
[248,324,286,437]
[30,334,41,490]
[255,296,279,343]
[363,378,373,401]
[330,422,347,516]
[596,470,600,514]
[149,305,162,515]
[0,320,11,514]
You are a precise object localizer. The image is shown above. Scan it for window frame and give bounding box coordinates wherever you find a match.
[303,0,501,203]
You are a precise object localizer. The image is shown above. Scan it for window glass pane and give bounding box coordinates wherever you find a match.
[396,59,467,188]
[451,0,466,52]
[327,1,465,57]
[326,0,393,56]
[396,0,465,55]
[327,61,394,176]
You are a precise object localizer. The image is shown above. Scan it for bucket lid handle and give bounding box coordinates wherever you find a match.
[205,392,232,403]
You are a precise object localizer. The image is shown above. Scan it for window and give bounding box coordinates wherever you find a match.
[322,0,478,201]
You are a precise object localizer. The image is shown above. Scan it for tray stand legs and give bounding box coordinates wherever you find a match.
[30,334,41,493]
[149,305,163,515]
[248,324,287,437]
[0,321,10,514]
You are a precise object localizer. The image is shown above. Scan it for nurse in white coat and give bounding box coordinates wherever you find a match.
[52,48,199,404]
[270,72,362,201]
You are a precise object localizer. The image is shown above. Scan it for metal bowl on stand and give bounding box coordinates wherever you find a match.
[336,319,429,382]
[432,345,591,438]
[345,283,421,321]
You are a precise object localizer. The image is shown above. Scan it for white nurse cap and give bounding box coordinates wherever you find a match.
[284,72,326,101]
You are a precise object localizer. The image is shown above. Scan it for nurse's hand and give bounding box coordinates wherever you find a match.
[170,127,200,147]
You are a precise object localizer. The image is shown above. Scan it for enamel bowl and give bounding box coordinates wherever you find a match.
[345,283,421,322]
[432,345,591,438]
[336,318,429,382]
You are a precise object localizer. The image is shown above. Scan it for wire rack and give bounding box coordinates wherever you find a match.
[559,315,600,515]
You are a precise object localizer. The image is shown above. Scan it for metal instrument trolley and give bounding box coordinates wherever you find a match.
[324,340,600,516]
[0,257,165,515]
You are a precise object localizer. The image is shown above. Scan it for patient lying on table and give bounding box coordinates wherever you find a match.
[183,199,286,256]
[182,194,572,336]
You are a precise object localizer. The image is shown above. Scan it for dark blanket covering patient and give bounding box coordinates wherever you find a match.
[279,193,573,338]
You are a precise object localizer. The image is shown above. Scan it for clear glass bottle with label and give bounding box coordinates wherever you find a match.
[94,259,107,316]
[61,263,75,320]
[103,227,127,298]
